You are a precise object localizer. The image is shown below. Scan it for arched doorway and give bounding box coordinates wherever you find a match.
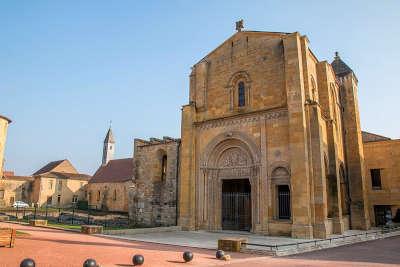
[200,133,260,232]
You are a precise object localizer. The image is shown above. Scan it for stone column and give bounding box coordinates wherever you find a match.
[283,33,313,238]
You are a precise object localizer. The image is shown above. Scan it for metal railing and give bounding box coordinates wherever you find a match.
[242,226,400,252]
[0,205,131,229]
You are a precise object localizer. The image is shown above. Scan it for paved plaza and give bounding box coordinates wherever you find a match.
[0,222,399,266]
[103,229,312,250]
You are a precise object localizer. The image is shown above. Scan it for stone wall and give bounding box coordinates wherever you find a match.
[364,139,400,226]
[128,137,180,227]
[87,181,132,212]
[32,176,88,208]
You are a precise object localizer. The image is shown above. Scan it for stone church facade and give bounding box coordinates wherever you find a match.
[178,28,371,239]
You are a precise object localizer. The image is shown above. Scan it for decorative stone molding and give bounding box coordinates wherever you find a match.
[195,108,288,130]
[201,131,261,167]
[269,161,291,177]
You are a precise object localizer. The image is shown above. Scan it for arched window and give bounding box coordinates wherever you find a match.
[161,155,167,181]
[238,81,245,107]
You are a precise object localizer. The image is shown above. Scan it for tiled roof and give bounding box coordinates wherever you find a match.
[331,52,353,77]
[33,160,66,175]
[362,131,391,143]
[89,158,134,183]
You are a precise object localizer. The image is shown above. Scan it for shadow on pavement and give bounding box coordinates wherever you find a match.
[283,236,400,265]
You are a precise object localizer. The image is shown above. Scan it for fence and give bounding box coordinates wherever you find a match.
[0,205,131,229]
[242,225,400,252]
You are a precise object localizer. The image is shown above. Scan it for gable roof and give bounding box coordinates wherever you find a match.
[362,131,391,143]
[89,158,134,183]
[194,30,291,66]
[33,159,78,176]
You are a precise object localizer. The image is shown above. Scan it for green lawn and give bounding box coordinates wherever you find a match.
[47,222,82,230]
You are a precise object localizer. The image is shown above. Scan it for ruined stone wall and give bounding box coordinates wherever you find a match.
[129,137,180,227]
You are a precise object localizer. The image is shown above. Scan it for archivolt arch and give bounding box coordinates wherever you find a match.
[226,71,252,88]
[201,131,260,168]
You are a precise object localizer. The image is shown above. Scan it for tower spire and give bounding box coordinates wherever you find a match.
[102,126,115,165]
[331,51,354,78]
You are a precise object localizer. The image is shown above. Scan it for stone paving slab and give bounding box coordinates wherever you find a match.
[103,228,400,255]
[103,230,312,250]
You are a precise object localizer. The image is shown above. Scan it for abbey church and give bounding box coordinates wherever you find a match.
[177,23,399,239]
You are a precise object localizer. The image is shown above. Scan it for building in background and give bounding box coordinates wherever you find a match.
[0,115,11,178]
[31,159,90,208]
[88,158,134,212]
[88,128,134,212]
[0,171,33,207]
[362,132,400,226]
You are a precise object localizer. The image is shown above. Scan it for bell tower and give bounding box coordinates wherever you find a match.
[331,52,370,230]
[102,127,115,165]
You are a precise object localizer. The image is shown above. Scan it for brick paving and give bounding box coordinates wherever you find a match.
[0,222,399,267]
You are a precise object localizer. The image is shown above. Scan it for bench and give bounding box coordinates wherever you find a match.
[29,219,48,227]
[0,228,16,248]
[81,225,103,234]
[218,237,248,252]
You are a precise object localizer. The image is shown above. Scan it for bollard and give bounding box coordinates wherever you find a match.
[132,254,144,266]
[183,251,193,262]
[216,250,224,259]
[83,258,97,267]
[20,258,35,267]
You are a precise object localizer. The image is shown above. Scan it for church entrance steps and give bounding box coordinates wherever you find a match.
[101,227,400,256]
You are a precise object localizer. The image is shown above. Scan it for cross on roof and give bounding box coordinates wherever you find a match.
[236,19,244,32]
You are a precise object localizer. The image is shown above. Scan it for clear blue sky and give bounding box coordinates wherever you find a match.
[1,1,399,175]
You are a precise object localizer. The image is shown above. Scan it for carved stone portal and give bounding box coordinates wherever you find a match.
[199,134,260,232]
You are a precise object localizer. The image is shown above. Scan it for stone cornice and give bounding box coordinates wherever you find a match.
[194,108,288,130]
